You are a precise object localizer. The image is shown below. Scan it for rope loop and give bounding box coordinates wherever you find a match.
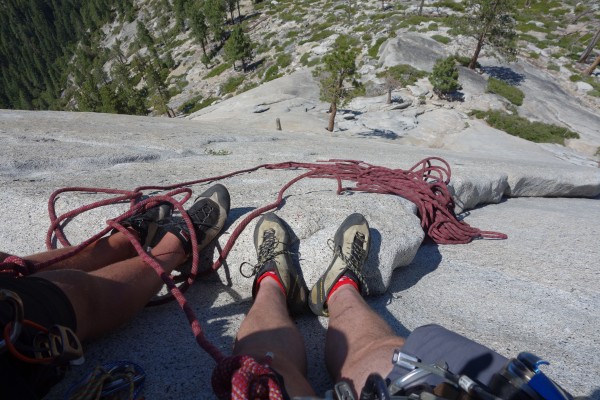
[0,256,36,277]
[212,354,287,400]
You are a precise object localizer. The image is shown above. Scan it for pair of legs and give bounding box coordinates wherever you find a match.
[233,213,406,398]
[234,280,405,397]
[3,229,187,342]
[1,183,230,343]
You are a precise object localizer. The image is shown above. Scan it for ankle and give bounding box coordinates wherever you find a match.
[327,281,359,306]
[257,272,286,297]
[327,276,359,303]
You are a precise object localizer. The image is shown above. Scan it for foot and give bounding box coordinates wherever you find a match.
[161,184,231,255]
[120,200,173,250]
[244,213,307,315]
[309,213,371,317]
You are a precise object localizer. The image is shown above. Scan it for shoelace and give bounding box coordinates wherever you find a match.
[329,232,370,295]
[239,229,293,278]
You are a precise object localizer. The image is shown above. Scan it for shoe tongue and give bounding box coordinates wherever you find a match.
[343,269,361,289]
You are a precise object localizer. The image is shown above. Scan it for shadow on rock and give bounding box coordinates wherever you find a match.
[482,66,526,86]
[389,240,442,293]
[357,129,399,139]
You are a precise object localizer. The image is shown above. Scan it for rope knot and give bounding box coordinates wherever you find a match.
[212,354,286,400]
[0,256,36,277]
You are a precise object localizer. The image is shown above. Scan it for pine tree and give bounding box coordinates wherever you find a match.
[452,0,518,69]
[190,7,209,56]
[314,35,361,132]
[204,0,227,42]
[430,56,461,99]
[224,25,253,71]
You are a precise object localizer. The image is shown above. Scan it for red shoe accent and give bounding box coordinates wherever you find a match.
[326,276,359,303]
[257,271,286,296]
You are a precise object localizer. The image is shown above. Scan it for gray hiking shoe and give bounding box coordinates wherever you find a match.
[154,184,230,254]
[120,201,173,250]
[242,213,307,315]
[309,213,371,317]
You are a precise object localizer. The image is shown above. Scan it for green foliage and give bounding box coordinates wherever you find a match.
[224,25,254,71]
[428,23,439,31]
[451,0,518,68]
[205,148,232,156]
[264,65,281,82]
[0,0,135,109]
[569,75,582,82]
[470,110,579,144]
[547,63,560,71]
[204,0,227,41]
[432,1,465,11]
[276,53,292,69]
[432,35,451,44]
[222,75,245,94]
[368,37,387,58]
[189,5,209,55]
[430,56,461,98]
[376,65,428,87]
[204,63,232,79]
[486,78,524,106]
[304,30,335,43]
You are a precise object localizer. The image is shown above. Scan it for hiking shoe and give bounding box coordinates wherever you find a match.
[243,213,307,315]
[120,200,173,250]
[309,213,371,317]
[154,184,230,254]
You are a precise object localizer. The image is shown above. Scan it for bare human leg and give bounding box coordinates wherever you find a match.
[325,285,405,397]
[233,278,315,397]
[33,232,187,341]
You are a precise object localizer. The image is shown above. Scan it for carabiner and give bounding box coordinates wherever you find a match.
[0,289,24,354]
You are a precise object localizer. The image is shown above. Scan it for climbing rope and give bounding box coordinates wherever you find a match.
[0,157,506,398]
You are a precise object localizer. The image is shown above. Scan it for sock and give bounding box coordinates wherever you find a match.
[257,271,286,296]
[326,276,359,303]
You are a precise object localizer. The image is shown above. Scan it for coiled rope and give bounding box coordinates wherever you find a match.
[0,158,506,398]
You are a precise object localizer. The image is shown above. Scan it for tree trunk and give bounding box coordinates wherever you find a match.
[387,88,392,104]
[469,35,485,69]
[584,54,600,75]
[327,101,337,132]
[237,0,241,20]
[578,28,600,63]
[418,0,425,15]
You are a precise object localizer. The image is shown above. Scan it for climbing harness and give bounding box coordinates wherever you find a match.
[0,158,508,398]
[0,289,83,365]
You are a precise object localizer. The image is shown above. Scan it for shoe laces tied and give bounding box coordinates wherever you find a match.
[328,232,369,295]
[239,229,294,278]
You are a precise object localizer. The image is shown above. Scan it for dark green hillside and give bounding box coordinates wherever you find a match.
[0,0,134,110]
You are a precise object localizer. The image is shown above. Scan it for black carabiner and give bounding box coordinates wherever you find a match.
[359,373,391,400]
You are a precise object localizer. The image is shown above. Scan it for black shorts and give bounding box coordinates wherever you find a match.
[387,324,508,389]
[0,276,77,399]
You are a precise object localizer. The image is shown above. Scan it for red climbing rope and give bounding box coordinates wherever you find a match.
[0,157,506,398]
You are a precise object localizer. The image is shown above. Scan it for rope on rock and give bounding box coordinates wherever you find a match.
[0,157,506,398]
[212,354,286,400]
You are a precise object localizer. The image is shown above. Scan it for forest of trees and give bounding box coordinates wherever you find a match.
[0,0,135,110]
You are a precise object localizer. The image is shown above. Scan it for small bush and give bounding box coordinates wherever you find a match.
[432,0,465,11]
[368,37,386,58]
[376,64,428,87]
[204,63,231,79]
[486,78,524,106]
[428,23,439,31]
[470,110,579,144]
[529,51,540,59]
[569,74,582,82]
[276,53,292,69]
[432,34,451,44]
[547,63,560,71]
[222,75,245,94]
[264,65,280,82]
[430,56,460,98]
